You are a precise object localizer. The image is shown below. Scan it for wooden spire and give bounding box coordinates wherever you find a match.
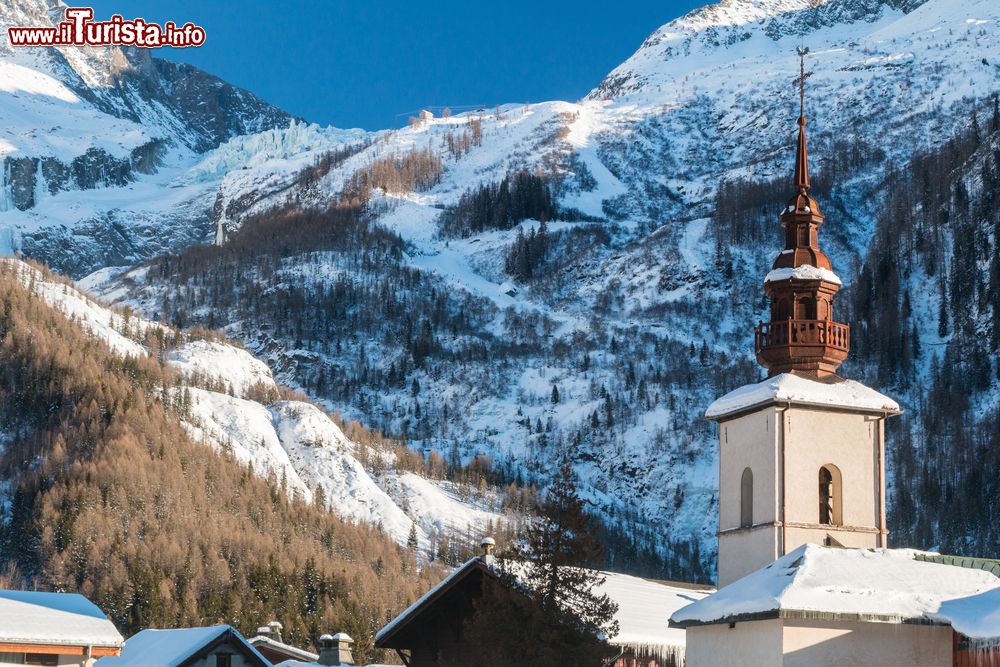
[753,49,850,378]
[794,48,810,192]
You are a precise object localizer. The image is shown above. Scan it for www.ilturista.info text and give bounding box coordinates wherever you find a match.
[7,7,206,48]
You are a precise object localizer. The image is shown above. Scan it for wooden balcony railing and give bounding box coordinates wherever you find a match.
[755,319,850,355]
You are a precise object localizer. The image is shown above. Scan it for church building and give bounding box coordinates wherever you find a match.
[670,68,1000,666]
[707,99,900,587]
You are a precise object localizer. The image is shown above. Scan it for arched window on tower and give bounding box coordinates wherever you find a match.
[740,467,753,529]
[819,464,842,526]
[776,298,791,321]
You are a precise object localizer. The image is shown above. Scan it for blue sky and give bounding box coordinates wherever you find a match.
[88,1,703,130]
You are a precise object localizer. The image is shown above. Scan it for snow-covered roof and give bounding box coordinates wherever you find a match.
[249,634,318,662]
[705,373,900,420]
[671,545,1000,637]
[98,625,268,667]
[934,587,1000,641]
[764,265,842,286]
[0,590,123,647]
[599,571,712,654]
[376,556,713,655]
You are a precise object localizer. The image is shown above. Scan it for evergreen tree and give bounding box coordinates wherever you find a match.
[503,456,619,638]
[407,523,419,552]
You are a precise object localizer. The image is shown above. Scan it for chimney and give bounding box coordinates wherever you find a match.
[317,633,354,666]
[255,621,283,643]
[481,536,496,565]
[267,621,283,643]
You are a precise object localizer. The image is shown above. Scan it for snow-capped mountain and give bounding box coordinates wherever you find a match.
[0,0,304,274]
[4,0,999,578]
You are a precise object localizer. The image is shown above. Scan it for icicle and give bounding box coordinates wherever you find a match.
[617,642,686,666]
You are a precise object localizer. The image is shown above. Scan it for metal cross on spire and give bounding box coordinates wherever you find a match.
[793,46,811,192]
[796,46,811,120]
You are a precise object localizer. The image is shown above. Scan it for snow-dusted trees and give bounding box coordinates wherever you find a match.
[504,220,550,282]
[0,262,441,663]
[845,98,1000,556]
[441,170,556,237]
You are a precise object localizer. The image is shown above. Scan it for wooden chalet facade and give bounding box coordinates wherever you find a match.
[375,548,711,667]
[955,634,1000,667]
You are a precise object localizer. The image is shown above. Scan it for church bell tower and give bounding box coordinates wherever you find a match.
[707,53,901,587]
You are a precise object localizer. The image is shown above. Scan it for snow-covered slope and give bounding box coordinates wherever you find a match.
[0,0,295,155]
[5,258,510,554]
[168,340,277,398]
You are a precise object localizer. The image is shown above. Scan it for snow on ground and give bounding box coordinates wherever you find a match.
[168,340,277,398]
[392,472,504,541]
[0,57,150,164]
[705,372,901,419]
[184,387,312,498]
[77,265,129,293]
[8,259,151,357]
[270,400,419,545]
[671,545,1000,635]
[559,101,629,218]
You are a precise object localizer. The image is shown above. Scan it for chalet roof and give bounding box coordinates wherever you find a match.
[705,372,900,420]
[670,544,1000,639]
[0,590,123,648]
[249,634,318,662]
[375,556,714,654]
[375,556,487,646]
[97,625,269,667]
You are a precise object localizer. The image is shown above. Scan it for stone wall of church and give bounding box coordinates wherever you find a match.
[717,402,888,586]
[686,618,952,667]
[782,619,951,667]
[685,619,784,666]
